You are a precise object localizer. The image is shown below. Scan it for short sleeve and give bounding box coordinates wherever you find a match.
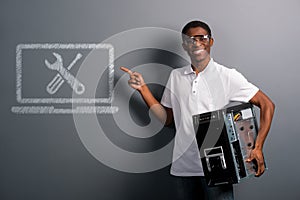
[228,69,259,102]
[161,71,173,108]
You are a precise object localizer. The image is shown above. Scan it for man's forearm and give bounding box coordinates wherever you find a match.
[250,90,275,149]
[139,84,172,125]
[255,99,275,150]
[120,66,173,126]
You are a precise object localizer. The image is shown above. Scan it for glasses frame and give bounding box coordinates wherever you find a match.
[184,35,211,45]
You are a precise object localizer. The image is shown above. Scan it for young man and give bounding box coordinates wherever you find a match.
[121,20,275,200]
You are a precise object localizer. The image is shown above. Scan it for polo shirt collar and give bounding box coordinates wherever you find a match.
[183,58,215,75]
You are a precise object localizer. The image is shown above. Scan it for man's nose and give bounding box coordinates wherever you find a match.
[193,40,203,46]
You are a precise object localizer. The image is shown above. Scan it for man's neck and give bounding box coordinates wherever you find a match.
[191,57,211,75]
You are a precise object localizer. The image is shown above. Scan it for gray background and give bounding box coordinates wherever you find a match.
[1,0,300,199]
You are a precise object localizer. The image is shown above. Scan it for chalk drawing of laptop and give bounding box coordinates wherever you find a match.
[11,43,118,114]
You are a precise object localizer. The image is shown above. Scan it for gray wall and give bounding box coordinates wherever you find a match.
[1,0,300,199]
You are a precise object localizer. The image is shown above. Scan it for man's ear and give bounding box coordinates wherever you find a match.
[209,38,214,47]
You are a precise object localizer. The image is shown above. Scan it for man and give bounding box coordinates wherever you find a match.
[121,20,275,200]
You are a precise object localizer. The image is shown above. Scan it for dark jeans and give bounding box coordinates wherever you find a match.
[174,176,234,200]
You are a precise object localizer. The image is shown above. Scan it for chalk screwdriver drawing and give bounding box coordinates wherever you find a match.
[45,52,84,95]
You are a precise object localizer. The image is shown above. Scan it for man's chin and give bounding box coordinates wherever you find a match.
[190,53,210,63]
[191,56,206,63]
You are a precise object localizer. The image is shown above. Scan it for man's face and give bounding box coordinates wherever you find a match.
[182,27,214,64]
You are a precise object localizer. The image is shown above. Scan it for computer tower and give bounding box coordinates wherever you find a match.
[193,102,262,186]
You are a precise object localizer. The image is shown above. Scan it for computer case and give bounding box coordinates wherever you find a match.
[193,102,263,186]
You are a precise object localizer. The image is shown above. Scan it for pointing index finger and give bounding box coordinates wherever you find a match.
[120,66,133,75]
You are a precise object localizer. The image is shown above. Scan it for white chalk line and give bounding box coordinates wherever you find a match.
[11,106,119,114]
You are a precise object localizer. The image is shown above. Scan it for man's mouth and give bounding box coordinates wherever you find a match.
[192,49,204,55]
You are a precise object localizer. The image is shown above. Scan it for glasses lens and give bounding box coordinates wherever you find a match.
[185,35,210,44]
[198,35,209,42]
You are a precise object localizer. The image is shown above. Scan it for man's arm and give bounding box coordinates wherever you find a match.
[120,67,174,126]
[248,90,275,176]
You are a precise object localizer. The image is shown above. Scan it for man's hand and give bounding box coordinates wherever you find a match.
[120,66,145,92]
[246,148,265,177]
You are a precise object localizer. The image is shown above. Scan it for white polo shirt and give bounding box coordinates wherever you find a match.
[161,58,259,176]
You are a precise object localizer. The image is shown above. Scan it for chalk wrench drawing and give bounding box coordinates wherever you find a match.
[46,52,84,95]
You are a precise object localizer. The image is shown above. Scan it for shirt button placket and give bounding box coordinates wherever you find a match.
[192,79,198,95]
